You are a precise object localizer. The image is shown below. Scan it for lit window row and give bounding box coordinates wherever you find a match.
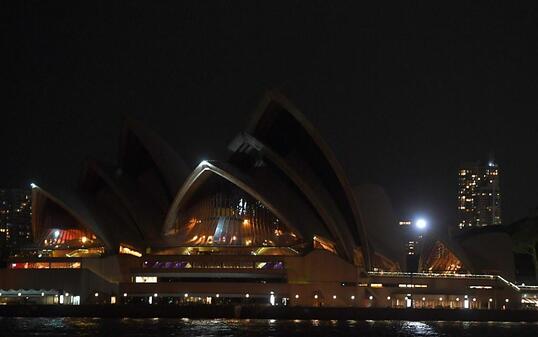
[469,285,493,289]
[10,262,81,269]
[134,276,157,283]
[142,260,284,270]
[398,284,428,288]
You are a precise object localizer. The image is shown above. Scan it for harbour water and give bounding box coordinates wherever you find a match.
[1,317,537,337]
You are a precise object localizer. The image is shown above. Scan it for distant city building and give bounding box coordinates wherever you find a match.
[0,188,32,259]
[457,160,502,230]
[399,220,419,255]
[399,220,423,272]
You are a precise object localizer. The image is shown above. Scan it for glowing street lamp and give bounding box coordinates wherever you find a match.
[415,218,427,231]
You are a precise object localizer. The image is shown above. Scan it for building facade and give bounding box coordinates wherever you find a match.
[458,161,502,230]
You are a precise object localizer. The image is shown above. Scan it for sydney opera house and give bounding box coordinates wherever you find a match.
[0,92,532,309]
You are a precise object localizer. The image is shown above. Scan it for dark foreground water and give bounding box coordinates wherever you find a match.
[1,317,538,337]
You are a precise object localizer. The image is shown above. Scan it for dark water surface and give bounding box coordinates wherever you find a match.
[1,317,537,337]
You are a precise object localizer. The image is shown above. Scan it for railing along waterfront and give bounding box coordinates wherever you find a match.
[367,271,521,291]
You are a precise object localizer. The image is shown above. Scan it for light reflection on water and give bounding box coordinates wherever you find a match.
[401,321,439,337]
[1,317,537,337]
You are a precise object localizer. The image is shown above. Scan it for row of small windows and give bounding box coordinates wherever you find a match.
[142,260,285,270]
[9,262,81,269]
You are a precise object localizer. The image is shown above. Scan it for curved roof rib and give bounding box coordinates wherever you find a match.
[119,116,190,202]
[78,159,162,244]
[163,161,310,242]
[353,184,404,270]
[245,90,371,268]
[228,132,359,262]
[31,185,114,250]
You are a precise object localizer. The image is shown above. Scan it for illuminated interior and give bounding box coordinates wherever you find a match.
[140,260,285,270]
[313,235,337,254]
[422,241,465,274]
[40,228,100,249]
[167,178,301,248]
[33,194,105,257]
[9,261,81,269]
[150,245,302,256]
[119,244,143,257]
[54,247,104,257]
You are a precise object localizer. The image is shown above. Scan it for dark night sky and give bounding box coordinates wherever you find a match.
[2,2,538,231]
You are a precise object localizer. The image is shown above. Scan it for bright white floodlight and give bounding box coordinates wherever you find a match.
[415,219,427,230]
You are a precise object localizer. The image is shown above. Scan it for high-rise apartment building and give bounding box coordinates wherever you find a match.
[458,160,501,230]
[0,188,32,259]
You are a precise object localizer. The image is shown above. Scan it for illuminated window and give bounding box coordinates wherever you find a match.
[50,262,81,269]
[255,261,284,269]
[313,235,337,254]
[119,245,142,257]
[135,276,157,283]
[398,284,428,288]
[10,262,80,269]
